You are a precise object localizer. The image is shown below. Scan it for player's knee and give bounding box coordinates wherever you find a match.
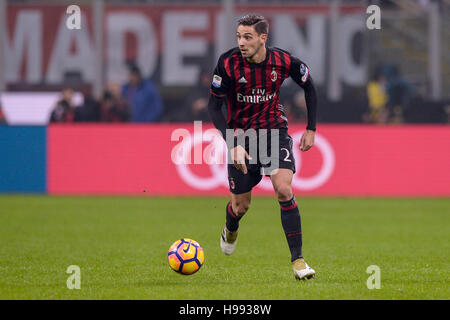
[276,185,293,202]
[233,201,250,217]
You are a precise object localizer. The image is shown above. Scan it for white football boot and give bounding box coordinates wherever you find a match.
[220,226,238,255]
[292,258,316,280]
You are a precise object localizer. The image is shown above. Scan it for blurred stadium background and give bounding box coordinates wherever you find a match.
[0,0,448,196]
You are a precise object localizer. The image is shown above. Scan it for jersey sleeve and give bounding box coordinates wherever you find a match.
[288,55,318,131]
[210,56,231,98]
[289,56,311,88]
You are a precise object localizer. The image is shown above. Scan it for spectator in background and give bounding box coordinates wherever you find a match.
[100,83,130,122]
[50,88,76,123]
[122,64,163,122]
[76,89,101,122]
[383,64,414,124]
[445,104,450,124]
[365,69,389,124]
[180,70,211,122]
[0,102,6,125]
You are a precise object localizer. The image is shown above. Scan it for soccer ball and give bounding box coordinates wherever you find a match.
[168,238,205,275]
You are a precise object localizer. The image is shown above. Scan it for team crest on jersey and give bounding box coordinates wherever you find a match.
[229,178,235,190]
[271,69,277,82]
[212,74,222,88]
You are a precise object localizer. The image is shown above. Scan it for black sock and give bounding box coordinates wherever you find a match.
[279,197,303,262]
[226,201,242,232]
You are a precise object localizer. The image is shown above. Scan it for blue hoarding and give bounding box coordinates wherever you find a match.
[0,126,46,192]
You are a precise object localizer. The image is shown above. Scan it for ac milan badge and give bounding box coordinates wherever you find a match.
[229,178,236,190]
[271,69,277,82]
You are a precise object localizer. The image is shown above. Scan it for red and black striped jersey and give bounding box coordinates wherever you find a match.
[210,46,311,130]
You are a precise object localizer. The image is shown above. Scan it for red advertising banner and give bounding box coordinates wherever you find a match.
[48,124,450,196]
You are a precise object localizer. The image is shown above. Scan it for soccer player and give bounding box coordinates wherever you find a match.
[208,14,317,280]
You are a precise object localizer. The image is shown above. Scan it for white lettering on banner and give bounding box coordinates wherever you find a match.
[273,14,326,84]
[4,7,367,89]
[4,11,42,82]
[46,13,95,84]
[214,12,242,63]
[338,15,367,85]
[162,12,208,85]
[106,13,157,84]
[174,130,335,191]
[214,13,232,64]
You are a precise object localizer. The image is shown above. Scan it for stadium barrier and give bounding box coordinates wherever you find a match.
[0,126,47,192]
[1,124,448,196]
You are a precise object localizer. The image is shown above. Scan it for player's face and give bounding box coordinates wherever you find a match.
[236,25,266,59]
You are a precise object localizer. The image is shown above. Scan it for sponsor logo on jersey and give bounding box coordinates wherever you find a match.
[237,88,277,104]
[212,74,222,88]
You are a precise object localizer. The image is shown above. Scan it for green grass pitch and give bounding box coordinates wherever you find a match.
[0,195,448,300]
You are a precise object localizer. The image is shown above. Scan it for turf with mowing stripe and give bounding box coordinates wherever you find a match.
[0,196,448,299]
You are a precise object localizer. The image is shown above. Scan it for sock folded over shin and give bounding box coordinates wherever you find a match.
[226,201,242,233]
[279,197,303,262]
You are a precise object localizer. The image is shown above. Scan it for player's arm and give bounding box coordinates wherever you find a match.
[207,94,227,140]
[289,56,318,152]
[208,57,231,141]
[208,58,251,174]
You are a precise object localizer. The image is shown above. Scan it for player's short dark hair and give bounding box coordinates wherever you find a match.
[237,14,269,35]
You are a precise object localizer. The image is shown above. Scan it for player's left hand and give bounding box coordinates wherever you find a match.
[300,130,315,152]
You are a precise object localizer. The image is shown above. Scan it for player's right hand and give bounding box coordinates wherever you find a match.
[231,145,252,174]
[300,129,315,152]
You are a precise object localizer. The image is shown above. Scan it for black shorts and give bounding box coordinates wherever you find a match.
[227,128,296,194]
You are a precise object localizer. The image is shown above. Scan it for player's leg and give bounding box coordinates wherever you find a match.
[271,168,302,260]
[227,191,252,232]
[221,163,262,255]
[271,169,315,280]
[221,191,252,255]
[268,130,303,262]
